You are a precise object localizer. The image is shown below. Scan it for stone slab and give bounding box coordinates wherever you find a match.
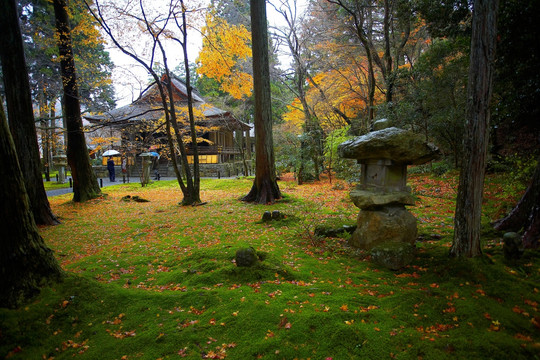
[350,189,416,209]
[338,127,440,165]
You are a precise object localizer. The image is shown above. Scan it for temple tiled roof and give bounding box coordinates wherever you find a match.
[84,76,251,131]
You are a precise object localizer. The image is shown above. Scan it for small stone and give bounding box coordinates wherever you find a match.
[370,242,416,270]
[271,210,283,220]
[262,211,272,222]
[235,247,259,267]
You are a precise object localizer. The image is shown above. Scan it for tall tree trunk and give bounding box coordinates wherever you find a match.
[349,2,376,126]
[0,101,63,309]
[39,86,51,182]
[365,51,376,126]
[53,0,101,202]
[178,0,201,204]
[245,129,252,161]
[383,0,393,103]
[298,136,306,185]
[236,130,250,176]
[0,0,59,225]
[242,0,281,204]
[50,101,58,156]
[494,156,540,248]
[451,0,499,257]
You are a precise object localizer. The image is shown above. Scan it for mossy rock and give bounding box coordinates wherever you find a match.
[314,224,356,238]
[503,232,523,261]
[235,247,259,267]
[370,242,416,270]
[120,195,150,203]
[262,210,285,222]
[262,211,272,222]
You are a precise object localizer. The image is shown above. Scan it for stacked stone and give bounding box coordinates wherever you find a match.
[338,120,439,251]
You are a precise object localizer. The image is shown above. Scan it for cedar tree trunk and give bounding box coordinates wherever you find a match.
[0,0,59,225]
[53,0,101,202]
[494,156,540,248]
[242,0,281,204]
[383,0,393,103]
[0,101,63,309]
[451,0,499,257]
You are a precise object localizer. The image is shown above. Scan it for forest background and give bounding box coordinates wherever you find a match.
[9,0,539,186]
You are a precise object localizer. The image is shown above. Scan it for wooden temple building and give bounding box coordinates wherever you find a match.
[84,76,252,177]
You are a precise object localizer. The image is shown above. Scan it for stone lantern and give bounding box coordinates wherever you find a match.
[52,153,68,184]
[338,123,439,250]
[139,152,153,186]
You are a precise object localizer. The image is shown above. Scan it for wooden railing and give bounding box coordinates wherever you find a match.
[186,145,241,155]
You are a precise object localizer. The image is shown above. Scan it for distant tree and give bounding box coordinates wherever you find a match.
[211,0,251,28]
[0,0,59,225]
[53,0,101,202]
[321,0,415,124]
[271,0,324,183]
[451,0,499,258]
[414,0,471,39]
[0,100,63,309]
[383,37,469,166]
[491,0,540,155]
[242,0,281,204]
[18,0,115,177]
[324,0,378,124]
[19,0,116,113]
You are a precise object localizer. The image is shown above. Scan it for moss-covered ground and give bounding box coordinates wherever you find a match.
[1,173,539,359]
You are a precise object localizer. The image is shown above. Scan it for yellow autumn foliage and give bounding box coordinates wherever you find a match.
[155,103,220,145]
[197,13,252,99]
[282,98,305,132]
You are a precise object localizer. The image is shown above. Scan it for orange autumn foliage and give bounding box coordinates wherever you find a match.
[283,64,384,133]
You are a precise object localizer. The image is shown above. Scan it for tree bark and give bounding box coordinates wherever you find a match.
[0,101,63,309]
[383,0,393,103]
[39,90,51,182]
[53,0,101,202]
[493,156,540,248]
[451,0,499,257]
[245,130,252,161]
[242,0,281,204]
[0,0,59,225]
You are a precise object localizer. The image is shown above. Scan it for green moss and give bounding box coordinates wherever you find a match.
[2,176,539,359]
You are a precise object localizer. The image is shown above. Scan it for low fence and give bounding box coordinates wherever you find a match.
[93,160,252,180]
